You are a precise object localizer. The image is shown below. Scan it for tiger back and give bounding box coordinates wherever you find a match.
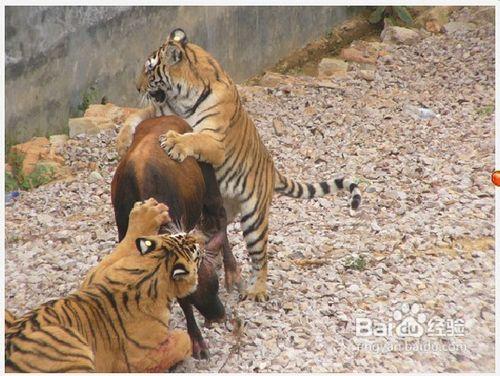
[5,200,199,372]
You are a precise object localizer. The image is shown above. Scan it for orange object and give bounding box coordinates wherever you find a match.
[491,170,500,186]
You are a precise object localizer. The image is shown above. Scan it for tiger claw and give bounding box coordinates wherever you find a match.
[167,149,187,163]
[159,135,173,152]
[159,132,191,162]
[239,290,269,302]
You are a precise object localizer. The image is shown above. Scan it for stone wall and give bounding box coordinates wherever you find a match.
[6,6,359,145]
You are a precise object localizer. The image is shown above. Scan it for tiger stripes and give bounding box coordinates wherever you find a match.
[5,310,16,330]
[5,203,200,372]
[118,28,362,301]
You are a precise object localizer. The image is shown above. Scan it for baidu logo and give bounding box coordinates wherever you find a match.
[393,302,426,338]
[355,301,466,339]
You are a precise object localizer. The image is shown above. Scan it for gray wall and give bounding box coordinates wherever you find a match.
[6,6,358,145]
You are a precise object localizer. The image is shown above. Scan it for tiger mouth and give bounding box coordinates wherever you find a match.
[149,89,166,103]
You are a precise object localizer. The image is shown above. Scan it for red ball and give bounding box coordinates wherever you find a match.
[491,170,500,187]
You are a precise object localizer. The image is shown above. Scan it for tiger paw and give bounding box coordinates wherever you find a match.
[239,284,269,302]
[159,131,194,162]
[127,198,171,239]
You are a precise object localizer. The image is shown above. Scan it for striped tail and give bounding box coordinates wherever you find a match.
[274,170,361,210]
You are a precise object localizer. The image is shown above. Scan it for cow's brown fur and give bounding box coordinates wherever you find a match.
[111,116,239,359]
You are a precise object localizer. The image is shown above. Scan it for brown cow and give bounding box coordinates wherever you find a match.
[111,115,240,359]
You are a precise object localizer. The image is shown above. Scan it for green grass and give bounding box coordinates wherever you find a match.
[19,163,56,190]
[77,86,100,116]
[476,105,494,117]
[5,171,19,192]
[6,151,57,191]
[368,6,414,26]
[343,255,367,271]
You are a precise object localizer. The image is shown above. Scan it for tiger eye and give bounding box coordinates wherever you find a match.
[145,240,152,247]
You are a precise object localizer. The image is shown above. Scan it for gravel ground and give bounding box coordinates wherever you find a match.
[6,9,495,372]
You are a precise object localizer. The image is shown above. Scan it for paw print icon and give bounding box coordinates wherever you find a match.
[393,302,427,338]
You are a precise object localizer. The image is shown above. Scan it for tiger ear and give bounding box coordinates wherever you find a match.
[168,28,188,46]
[164,44,183,64]
[136,237,157,255]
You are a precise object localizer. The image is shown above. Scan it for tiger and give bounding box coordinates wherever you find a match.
[116,28,362,302]
[5,199,201,372]
[5,310,16,330]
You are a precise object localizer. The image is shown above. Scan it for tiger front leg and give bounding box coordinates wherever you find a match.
[116,104,156,157]
[125,198,171,241]
[81,198,172,287]
[159,131,225,166]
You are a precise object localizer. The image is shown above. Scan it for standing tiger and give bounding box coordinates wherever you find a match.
[5,199,200,372]
[117,28,362,302]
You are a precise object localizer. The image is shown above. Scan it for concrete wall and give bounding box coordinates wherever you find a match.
[6,6,359,145]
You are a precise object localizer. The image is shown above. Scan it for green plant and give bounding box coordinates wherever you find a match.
[19,163,56,190]
[77,86,100,115]
[7,151,57,191]
[8,151,25,180]
[5,171,19,192]
[369,6,414,26]
[476,105,494,117]
[325,30,334,39]
[343,255,367,271]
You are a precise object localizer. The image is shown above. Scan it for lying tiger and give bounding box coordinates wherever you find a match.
[117,29,362,302]
[5,199,199,372]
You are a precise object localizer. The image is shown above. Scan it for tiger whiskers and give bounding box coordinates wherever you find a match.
[139,93,149,108]
[158,217,184,235]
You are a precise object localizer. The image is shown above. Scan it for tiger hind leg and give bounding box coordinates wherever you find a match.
[238,196,271,302]
[6,325,95,372]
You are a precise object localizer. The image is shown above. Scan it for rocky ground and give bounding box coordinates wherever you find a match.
[5,7,495,372]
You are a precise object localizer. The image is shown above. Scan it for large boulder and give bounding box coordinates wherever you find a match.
[340,41,389,65]
[70,103,141,138]
[68,117,115,138]
[340,46,377,65]
[258,71,302,88]
[49,134,69,155]
[381,26,421,45]
[8,136,70,188]
[317,58,348,78]
[415,6,456,33]
[84,103,135,125]
[9,137,52,176]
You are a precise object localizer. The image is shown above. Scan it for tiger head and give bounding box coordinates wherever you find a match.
[101,232,202,299]
[136,28,224,112]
